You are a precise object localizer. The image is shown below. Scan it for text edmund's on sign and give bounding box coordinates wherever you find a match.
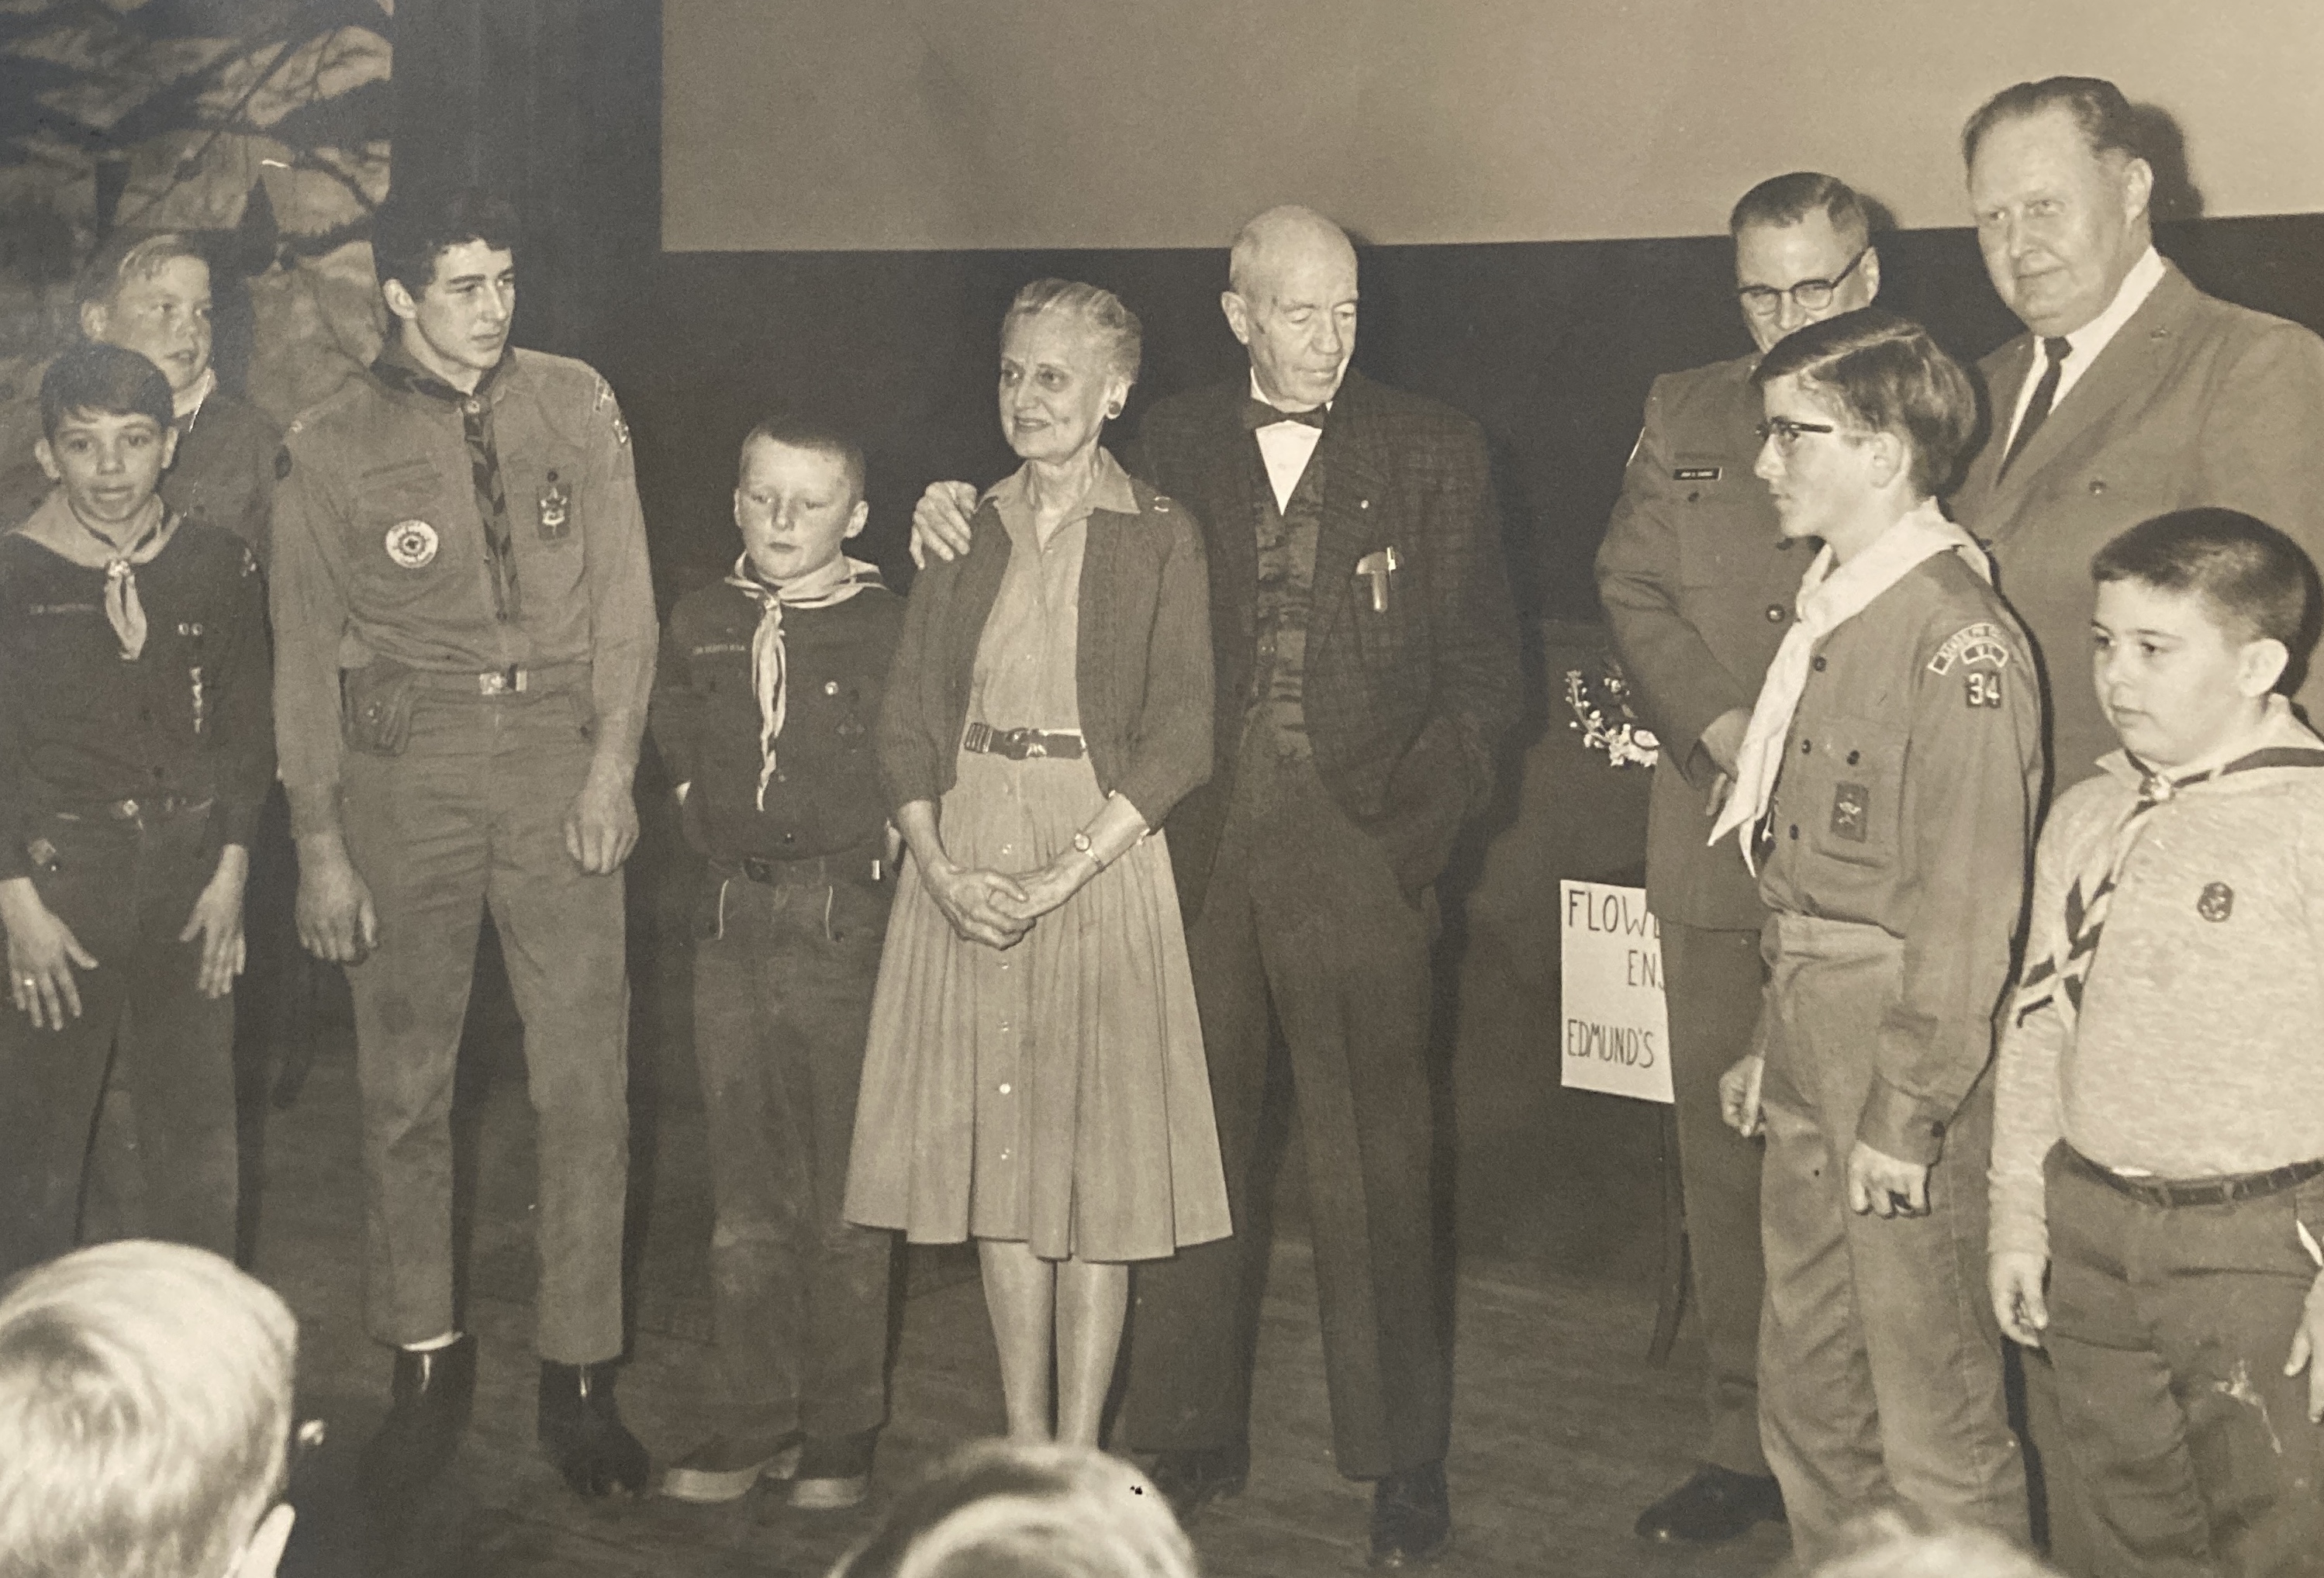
[1565,1017,1659,1068]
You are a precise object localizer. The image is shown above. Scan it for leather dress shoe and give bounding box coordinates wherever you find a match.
[1143,1445,1249,1524]
[357,1335,477,1512]
[1369,1461,1451,1568]
[539,1359,651,1498]
[1632,1464,1785,1543]
[789,1429,879,1510]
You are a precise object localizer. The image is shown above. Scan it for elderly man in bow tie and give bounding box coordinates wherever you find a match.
[911,205,1520,1566]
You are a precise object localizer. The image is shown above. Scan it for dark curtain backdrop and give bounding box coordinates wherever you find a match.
[391,2,2324,623]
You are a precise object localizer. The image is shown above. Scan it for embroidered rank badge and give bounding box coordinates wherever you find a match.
[2198,882,2234,922]
[539,474,572,540]
[1831,782,1870,841]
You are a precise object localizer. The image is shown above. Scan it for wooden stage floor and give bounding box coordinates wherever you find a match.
[246,1013,1795,1578]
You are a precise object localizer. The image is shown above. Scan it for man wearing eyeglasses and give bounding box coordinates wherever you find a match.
[1951,76,2324,1578]
[1594,171,1879,1546]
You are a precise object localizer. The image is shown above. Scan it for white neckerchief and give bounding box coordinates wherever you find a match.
[1708,499,1991,868]
[21,488,179,660]
[1247,370,1335,513]
[2001,245,2164,454]
[723,552,882,810]
[172,365,217,428]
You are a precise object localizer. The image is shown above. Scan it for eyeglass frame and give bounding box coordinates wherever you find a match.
[1736,245,1871,316]
[1755,416,1874,455]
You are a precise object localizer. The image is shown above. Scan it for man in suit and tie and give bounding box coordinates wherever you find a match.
[1594,171,1881,1546]
[1955,75,2324,796]
[1952,77,2324,1576]
[912,205,1520,1566]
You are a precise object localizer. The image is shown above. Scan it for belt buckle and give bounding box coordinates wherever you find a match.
[118,798,139,820]
[1021,731,1048,759]
[478,666,526,696]
[741,856,774,884]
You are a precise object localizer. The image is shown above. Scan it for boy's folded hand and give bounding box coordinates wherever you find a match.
[1988,1251,2050,1348]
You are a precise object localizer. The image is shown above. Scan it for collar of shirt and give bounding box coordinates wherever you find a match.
[371,338,516,405]
[17,486,180,572]
[1246,371,1333,513]
[2005,245,2167,446]
[2095,692,2321,790]
[981,444,1138,529]
[171,365,216,425]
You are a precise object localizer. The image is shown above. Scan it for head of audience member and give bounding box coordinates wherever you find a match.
[2089,508,2321,771]
[998,278,1141,471]
[830,1441,1196,1578]
[1221,205,1358,413]
[0,1241,301,1578]
[35,341,179,533]
[734,411,869,586]
[1804,1508,2060,1578]
[1963,76,2156,340]
[1749,307,1978,560]
[371,186,521,392]
[1729,172,1880,354]
[77,232,216,406]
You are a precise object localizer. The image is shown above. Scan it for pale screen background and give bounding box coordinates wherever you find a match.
[663,0,2324,251]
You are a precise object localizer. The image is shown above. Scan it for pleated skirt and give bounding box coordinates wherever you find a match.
[844,749,1231,1262]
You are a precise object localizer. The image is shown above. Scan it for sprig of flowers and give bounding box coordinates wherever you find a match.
[1563,661,1659,769]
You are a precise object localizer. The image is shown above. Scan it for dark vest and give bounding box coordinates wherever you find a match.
[1245,434,1331,761]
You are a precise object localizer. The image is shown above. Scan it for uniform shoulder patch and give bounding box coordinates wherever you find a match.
[1926,622,2010,675]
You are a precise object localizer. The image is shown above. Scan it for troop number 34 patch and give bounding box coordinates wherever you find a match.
[1927,621,2011,708]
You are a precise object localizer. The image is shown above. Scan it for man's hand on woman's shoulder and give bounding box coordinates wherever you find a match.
[910,481,980,567]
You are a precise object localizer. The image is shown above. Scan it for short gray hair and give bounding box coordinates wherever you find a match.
[1002,278,1141,387]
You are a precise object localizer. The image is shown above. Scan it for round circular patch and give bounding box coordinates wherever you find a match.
[385,520,439,569]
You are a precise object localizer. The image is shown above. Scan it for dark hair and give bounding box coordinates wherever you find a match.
[1752,308,1979,497]
[740,409,867,499]
[1728,172,1871,251]
[2092,508,2321,655]
[371,186,520,295]
[74,231,209,311]
[1003,278,1142,388]
[39,340,174,439]
[1963,76,2144,168]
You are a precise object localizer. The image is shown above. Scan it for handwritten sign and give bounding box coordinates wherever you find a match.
[1559,880,1673,1104]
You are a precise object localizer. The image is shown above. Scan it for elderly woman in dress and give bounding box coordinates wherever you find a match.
[845,279,1229,1446]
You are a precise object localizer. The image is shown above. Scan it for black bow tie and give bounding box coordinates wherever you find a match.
[1243,397,1328,433]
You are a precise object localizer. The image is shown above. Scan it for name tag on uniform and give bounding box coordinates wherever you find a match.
[1673,465,1722,482]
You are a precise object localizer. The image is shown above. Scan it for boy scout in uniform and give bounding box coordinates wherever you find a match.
[651,414,903,1509]
[0,343,271,1280]
[1595,171,1880,1544]
[269,188,657,1503]
[1712,309,2040,1560]
[1992,509,2324,1578]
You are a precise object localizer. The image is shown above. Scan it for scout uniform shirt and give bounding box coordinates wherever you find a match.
[1756,551,2043,1165]
[651,568,903,866]
[0,494,274,879]
[268,343,657,836]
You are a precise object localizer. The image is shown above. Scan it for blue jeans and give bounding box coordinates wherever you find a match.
[690,853,894,1438]
[2044,1146,2324,1578]
[0,801,237,1279]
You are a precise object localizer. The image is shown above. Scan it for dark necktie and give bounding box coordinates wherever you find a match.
[1998,337,2071,479]
[1243,397,1327,433]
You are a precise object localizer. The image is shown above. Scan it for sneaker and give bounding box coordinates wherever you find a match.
[661,1430,803,1504]
[789,1430,877,1510]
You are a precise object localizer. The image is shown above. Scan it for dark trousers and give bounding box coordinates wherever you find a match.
[0,803,237,1279]
[1659,918,1770,1477]
[1119,741,1447,1479]
[1755,914,2026,1559]
[2043,1145,2324,1578]
[340,689,630,1363]
[691,856,894,1440]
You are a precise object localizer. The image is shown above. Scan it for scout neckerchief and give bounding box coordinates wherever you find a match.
[372,344,520,621]
[723,552,883,810]
[2012,701,2324,1031]
[22,488,179,660]
[1708,498,1989,870]
[172,365,217,431]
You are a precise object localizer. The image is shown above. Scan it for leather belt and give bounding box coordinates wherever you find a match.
[2062,1143,2324,1209]
[53,793,214,824]
[408,660,592,696]
[721,845,886,888]
[962,723,1085,760]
